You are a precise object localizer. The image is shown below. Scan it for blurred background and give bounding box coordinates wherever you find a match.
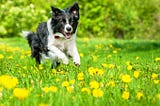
[0,0,160,39]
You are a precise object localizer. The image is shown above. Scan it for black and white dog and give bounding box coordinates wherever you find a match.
[22,3,80,68]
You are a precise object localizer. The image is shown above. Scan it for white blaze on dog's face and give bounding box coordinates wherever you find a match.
[50,3,79,39]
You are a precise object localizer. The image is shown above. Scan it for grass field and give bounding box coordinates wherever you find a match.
[0,37,160,106]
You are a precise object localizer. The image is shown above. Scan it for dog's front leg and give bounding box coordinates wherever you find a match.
[68,43,80,66]
[48,46,69,65]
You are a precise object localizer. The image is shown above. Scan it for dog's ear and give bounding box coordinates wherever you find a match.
[51,6,62,18]
[69,3,79,20]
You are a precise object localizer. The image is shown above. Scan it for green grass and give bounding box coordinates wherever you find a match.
[0,37,160,106]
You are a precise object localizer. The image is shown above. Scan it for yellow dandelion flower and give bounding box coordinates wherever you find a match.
[81,87,91,94]
[121,74,132,83]
[77,72,84,81]
[0,87,3,92]
[56,78,60,82]
[0,75,18,89]
[50,86,57,92]
[39,65,43,70]
[134,70,140,78]
[157,93,160,99]
[106,80,115,87]
[155,57,160,62]
[96,68,104,76]
[113,50,117,54]
[80,53,84,57]
[13,88,29,100]
[62,81,69,87]
[107,54,112,58]
[153,80,159,84]
[109,44,113,48]
[151,73,158,79]
[108,64,115,69]
[92,89,103,98]
[67,86,74,93]
[102,63,108,68]
[137,92,144,100]
[127,65,132,70]
[88,67,96,76]
[126,61,131,66]
[83,37,89,42]
[89,81,99,89]
[8,56,13,59]
[52,69,57,75]
[0,54,4,59]
[69,79,75,85]
[42,87,50,93]
[39,103,48,106]
[122,91,130,100]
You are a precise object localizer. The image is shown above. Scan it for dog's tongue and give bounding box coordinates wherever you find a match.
[65,33,71,39]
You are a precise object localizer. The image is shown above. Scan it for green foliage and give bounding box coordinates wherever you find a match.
[0,37,160,105]
[0,0,160,39]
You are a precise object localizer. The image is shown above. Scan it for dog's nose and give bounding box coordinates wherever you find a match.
[66,27,72,32]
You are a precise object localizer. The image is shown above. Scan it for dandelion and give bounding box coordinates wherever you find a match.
[151,73,158,79]
[134,70,140,78]
[50,86,57,92]
[122,91,129,100]
[81,87,91,94]
[52,69,57,75]
[121,74,132,83]
[102,63,108,68]
[0,54,4,59]
[108,64,115,69]
[42,86,57,93]
[69,79,75,85]
[77,72,84,81]
[88,67,96,76]
[155,57,160,62]
[62,81,69,87]
[137,92,144,100]
[92,89,103,98]
[127,65,132,70]
[39,103,48,106]
[113,50,117,54]
[96,68,104,76]
[56,78,60,82]
[67,86,74,93]
[39,64,43,70]
[42,87,50,93]
[157,93,160,99]
[89,81,99,89]
[153,80,159,84]
[13,88,29,100]
[80,53,84,57]
[107,54,112,58]
[106,80,115,87]
[0,75,18,89]
[126,61,131,66]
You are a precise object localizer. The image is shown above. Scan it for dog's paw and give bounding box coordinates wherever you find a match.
[74,62,80,67]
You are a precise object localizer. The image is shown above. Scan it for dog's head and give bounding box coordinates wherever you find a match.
[50,3,79,39]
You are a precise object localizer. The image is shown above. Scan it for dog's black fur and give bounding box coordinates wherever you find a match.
[23,3,79,68]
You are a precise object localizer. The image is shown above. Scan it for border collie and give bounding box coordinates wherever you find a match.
[22,3,80,68]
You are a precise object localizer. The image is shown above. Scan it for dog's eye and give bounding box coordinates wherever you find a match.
[62,19,66,23]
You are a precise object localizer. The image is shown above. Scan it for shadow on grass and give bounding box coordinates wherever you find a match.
[111,40,160,52]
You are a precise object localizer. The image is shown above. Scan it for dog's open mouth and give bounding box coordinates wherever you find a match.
[64,32,72,39]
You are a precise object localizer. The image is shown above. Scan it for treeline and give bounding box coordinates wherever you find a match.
[0,0,160,39]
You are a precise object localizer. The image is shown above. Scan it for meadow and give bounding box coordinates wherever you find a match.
[0,37,160,106]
